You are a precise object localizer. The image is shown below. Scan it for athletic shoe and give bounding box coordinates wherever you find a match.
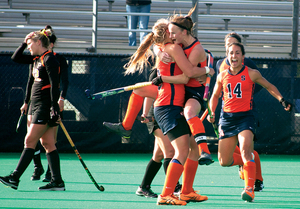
[42,170,51,182]
[241,186,255,202]
[103,122,132,138]
[239,165,245,180]
[157,194,187,206]
[180,191,208,203]
[136,186,158,198]
[0,174,19,190]
[38,180,65,191]
[174,183,182,196]
[254,180,264,192]
[198,151,214,165]
[31,167,44,181]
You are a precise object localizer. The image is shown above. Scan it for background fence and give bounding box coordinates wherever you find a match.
[0,52,299,154]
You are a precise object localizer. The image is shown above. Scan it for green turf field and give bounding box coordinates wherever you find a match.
[0,153,299,209]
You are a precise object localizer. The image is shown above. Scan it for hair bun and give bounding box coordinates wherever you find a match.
[45,25,52,30]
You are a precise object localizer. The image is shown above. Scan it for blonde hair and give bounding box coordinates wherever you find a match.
[124,18,169,75]
[29,29,52,48]
[169,6,196,36]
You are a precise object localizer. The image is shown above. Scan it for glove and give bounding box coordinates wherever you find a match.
[280,98,293,111]
[50,104,60,122]
[152,76,163,86]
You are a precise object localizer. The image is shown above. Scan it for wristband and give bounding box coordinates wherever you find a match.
[59,98,65,101]
[205,66,210,74]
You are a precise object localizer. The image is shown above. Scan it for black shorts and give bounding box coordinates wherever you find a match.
[154,105,190,141]
[219,111,256,140]
[166,117,190,141]
[31,100,59,127]
[185,86,206,111]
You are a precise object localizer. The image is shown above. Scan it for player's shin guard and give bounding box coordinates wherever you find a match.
[181,158,198,194]
[161,160,184,197]
[244,160,256,189]
[122,92,144,130]
[187,116,210,154]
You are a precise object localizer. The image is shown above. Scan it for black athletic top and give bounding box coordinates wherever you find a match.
[31,50,60,106]
[11,42,69,103]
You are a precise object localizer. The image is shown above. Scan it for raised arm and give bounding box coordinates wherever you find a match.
[249,68,292,111]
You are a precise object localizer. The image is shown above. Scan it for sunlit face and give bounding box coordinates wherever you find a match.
[225,37,239,50]
[168,24,184,45]
[27,39,39,55]
[227,45,244,69]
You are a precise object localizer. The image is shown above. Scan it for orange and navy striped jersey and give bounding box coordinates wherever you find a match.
[183,39,206,87]
[216,57,263,95]
[221,66,255,113]
[154,45,185,107]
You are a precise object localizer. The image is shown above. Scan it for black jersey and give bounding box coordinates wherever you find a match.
[31,51,60,106]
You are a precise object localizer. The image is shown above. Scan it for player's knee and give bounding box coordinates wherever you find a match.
[218,157,232,167]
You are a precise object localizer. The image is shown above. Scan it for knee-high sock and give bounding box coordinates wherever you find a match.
[47,149,62,182]
[243,160,256,189]
[140,159,162,188]
[231,152,243,166]
[181,158,198,194]
[234,145,240,154]
[122,92,144,130]
[161,160,184,197]
[187,116,210,154]
[13,148,35,179]
[33,144,42,168]
[163,158,172,174]
[253,150,263,181]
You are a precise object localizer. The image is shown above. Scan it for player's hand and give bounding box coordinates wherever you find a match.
[207,114,215,123]
[280,98,293,112]
[20,103,28,115]
[50,104,61,123]
[140,114,149,124]
[58,98,64,112]
[159,51,172,64]
[152,76,163,86]
[208,67,215,76]
[195,74,207,84]
[24,32,34,43]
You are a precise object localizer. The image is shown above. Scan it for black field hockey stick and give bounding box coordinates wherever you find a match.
[85,81,152,100]
[16,111,25,133]
[59,121,105,192]
[203,49,214,101]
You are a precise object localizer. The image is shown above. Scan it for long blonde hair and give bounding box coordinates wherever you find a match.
[124,18,169,75]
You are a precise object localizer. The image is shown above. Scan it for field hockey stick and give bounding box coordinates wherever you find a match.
[16,111,25,133]
[206,104,219,138]
[200,109,208,122]
[203,49,214,101]
[59,121,105,192]
[85,81,152,100]
[136,116,155,122]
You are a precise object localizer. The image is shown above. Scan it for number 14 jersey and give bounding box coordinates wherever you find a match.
[222,66,255,113]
